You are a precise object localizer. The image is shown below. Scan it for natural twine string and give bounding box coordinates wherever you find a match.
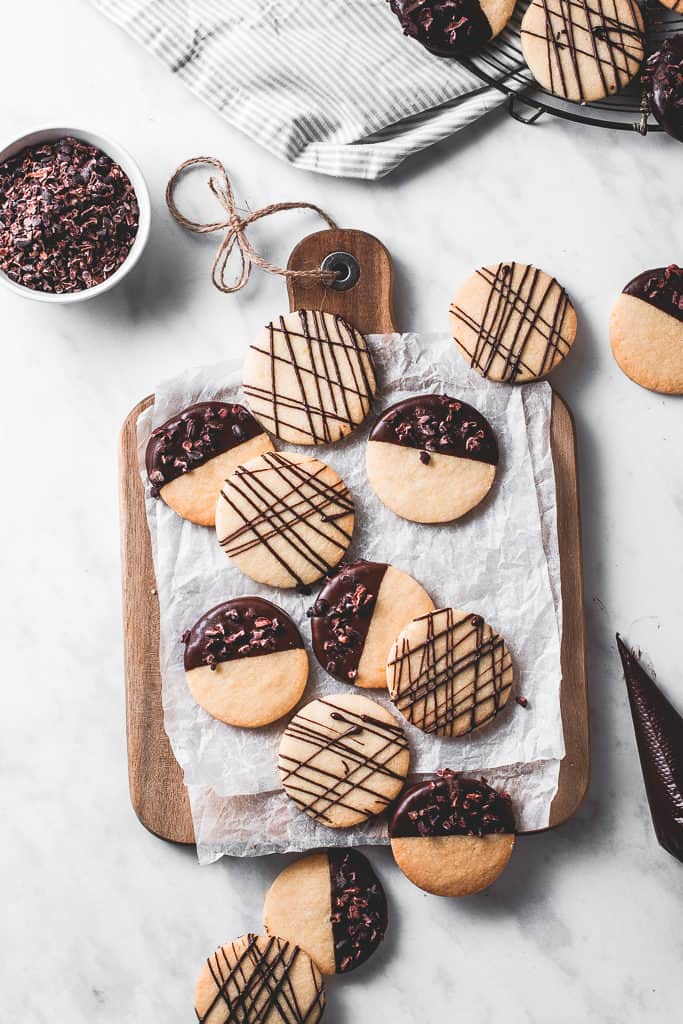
[165,157,339,293]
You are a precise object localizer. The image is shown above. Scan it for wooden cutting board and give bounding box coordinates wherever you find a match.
[119,229,590,845]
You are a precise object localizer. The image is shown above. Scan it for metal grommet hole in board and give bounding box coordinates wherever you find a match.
[320,251,360,291]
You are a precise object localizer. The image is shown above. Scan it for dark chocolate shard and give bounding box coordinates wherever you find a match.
[328,848,387,973]
[616,633,683,864]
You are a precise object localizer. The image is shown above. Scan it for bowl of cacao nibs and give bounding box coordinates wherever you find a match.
[0,127,150,303]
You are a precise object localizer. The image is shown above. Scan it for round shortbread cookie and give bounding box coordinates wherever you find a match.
[610,265,683,394]
[308,559,434,687]
[450,262,577,382]
[366,394,499,523]
[195,933,325,1024]
[146,402,273,526]
[389,771,516,896]
[216,451,355,590]
[387,607,513,737]
[388,0,517,57]
[278,693,410,828]
[182,597,308,728]
[242,309,376,445]
[521,0,644,103]
[263,848,388,975]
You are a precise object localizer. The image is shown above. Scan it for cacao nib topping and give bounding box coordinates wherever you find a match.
[182,597,303,671]
[623,265,683,325]
[644,35,683,145]
[387,0,492,58]
[309,560,388,683]
[328,848,388,973]
[389,769,515,838]
[0,136,139,294]
[370,394,498,466]
[146,401,265,496]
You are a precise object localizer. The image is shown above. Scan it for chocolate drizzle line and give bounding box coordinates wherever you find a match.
[387,0,493,57]
[388,608,512,736]
[389,770,515,838]
[521,0,644,101]
[308,560,388,682]
[616,634,683,864]
[196,934,324,1023]
[328,849,388,973]
[623,265,683,325]
[146,401,264,496]
[369,394,498,466]
[451,263,573,381]
[278,698,409,825]
[182,597,303,672]
[218,452,354,589]
[244,310,375,443]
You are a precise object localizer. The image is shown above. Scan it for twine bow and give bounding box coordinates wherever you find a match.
[165,157,339,293]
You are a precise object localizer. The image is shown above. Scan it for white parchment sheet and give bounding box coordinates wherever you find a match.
[137,334,565,863]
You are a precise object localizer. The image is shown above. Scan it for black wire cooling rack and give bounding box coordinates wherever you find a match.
[459,1,683,132]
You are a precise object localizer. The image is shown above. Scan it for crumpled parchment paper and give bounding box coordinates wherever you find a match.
[137,333,565,863]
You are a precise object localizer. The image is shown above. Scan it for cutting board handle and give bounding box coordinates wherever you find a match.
[287,229,397,334]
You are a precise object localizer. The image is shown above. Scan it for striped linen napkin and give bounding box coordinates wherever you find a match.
[91,0,513,179]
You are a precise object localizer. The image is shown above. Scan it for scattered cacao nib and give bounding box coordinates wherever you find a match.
[389,769,515,838]
[145,402,264,495]
[644,35,683,144]
[387,0,493,58]
[183,597,302,671]
[516,696,529,709]
[623,264,683,325]
[0,136,139,294]
[328,849,388,973]
[309,560,388,683]
[370,394,498,466]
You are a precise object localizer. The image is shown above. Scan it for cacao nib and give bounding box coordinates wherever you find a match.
[389,769,515,838]
[0,136,139,293]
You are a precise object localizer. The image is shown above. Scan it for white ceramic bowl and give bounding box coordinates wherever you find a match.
[0,125,151,304]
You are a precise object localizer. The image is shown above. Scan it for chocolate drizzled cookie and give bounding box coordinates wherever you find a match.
[387,607,513,737]
[243,309,376,445]
[450,262,577,382]
[195,933,325,1024]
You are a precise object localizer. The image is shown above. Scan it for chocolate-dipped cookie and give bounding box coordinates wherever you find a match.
[182,597,308,728]
[195,933,325,1024]
[521,0,644,102]
[389,770,516,896]
[387,607,513,737]
[216,451,355,590]
[278,694,410,828]
[610,265,683,395]
[645,36,683,143]
[387,0,517,57]
[263,849,388,975]
[450,262,577,382]
[366,395,498,523]
[242,309,376,445]
[308,560,434,688]
[145,401,273,527]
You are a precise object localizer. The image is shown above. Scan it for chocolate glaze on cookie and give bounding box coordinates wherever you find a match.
[328,849,388,973]
[183,597,303,672]
[146,401,265,497]
[623,265,683,325]
[308,560,388,682]
[616,634,683,864]
[388,0,492,57]
[645,35,683,144]
[389,770,515,838]
[370,395,498,466]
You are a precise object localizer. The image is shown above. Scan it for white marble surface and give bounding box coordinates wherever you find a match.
[2,2,682,1021]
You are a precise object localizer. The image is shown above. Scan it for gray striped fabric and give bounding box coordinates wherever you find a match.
[91,0,510,179]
